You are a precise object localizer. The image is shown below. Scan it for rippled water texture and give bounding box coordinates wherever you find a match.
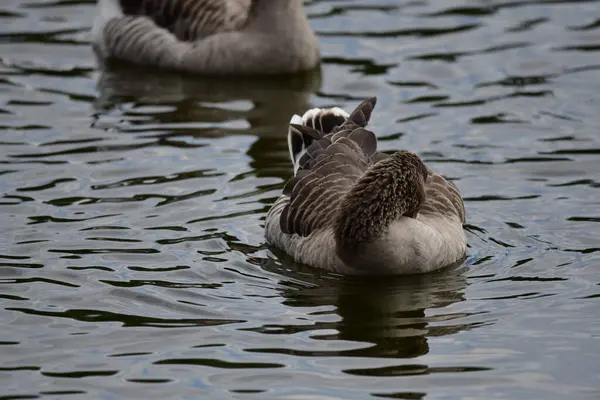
[1,0,600,398]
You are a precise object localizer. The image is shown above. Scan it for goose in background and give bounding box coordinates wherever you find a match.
[92,0,320,75]
[93,63,323,178]
[265,97,467,275]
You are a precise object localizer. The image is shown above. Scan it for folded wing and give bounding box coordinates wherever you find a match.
[421,173,466,223]
[93,0,252,66]
[117,0,251,41]
[280,97,390,237]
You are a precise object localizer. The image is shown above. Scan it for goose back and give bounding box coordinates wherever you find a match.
[279,98,391,238]
[421,172,466,223]
[118,0,251,41]
[265,97,467,275]
[92,0,320,75]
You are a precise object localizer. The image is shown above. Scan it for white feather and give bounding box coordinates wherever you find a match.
[301,107,349,126]
[290,114,303,125]
[288,114,304,175]
[288,107,351,175]
[92,0,123,54]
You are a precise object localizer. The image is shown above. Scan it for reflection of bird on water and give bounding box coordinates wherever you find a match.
[92,0,320,75]
[266,261,468,360]
[93,65,322,178]
[265,98,467,275]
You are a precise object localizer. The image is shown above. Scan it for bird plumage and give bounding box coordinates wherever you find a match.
[265,97,467,275]
[92,0,320,75]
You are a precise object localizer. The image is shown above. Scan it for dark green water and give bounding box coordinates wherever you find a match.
[1,0,600,399]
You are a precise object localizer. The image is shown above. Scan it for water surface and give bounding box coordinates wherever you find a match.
[1,0,600,399]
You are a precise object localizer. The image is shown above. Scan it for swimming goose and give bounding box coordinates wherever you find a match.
[92,0,320,75]
[265,97,467,275]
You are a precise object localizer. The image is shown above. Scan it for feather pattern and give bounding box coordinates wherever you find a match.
[118,0,250,41]
[92,0,320,75]
[287,106,349,175]
[265,97,467,275]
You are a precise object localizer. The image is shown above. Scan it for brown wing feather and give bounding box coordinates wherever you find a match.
[420,173,466,222]
[118,0,251,41]
[280,128,379,237]
[280,97,397,237]
[340,97,377,130]
[279,96,465,238]
[104,16,188,68]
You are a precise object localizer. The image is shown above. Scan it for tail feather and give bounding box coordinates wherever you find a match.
[287,107,349,176]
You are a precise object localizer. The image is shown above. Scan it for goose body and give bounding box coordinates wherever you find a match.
[265,97,467,275]
[92,0,319,75]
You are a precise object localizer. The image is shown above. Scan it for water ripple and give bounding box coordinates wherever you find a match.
[1,0,600,399]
